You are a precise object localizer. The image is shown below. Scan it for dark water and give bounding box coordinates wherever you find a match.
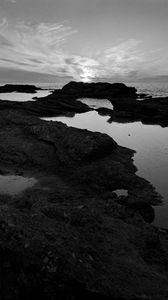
[43,108,168,229]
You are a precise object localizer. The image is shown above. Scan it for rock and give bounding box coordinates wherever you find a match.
[1,81,168,127]
[96,107,114,116]
[0,106,167,300]
[1,82,168,299]
[138,205,155,223]
[1,199,168,300]
[62,81,137,99]
[0,110,118,169]
[0,91,92,117]
[0,84,41,93]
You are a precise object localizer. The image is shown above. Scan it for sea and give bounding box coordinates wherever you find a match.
[36,81,168,98]
[0,79,168,229]
[1,80,168,98]
[39,80,168,98]
[32,80,168,98]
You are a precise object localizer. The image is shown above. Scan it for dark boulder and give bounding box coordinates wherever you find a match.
[62,81,137,99]
[0,84,41,93]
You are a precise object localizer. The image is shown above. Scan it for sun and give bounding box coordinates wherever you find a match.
[80,69,94,82]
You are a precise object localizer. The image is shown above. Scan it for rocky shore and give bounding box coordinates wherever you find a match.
[1,82,168,299]
[0,84,42,93]
[1,81,168,127]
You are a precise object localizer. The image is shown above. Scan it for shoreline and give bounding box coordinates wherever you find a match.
[1,82,168,299]
[1,81,168,126]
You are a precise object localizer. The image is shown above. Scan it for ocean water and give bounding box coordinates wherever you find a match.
[1,80,168,98]
[126,81,168,98]
[37,81,168,98]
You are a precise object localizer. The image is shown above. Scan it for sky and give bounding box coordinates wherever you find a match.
[0,0,167,82]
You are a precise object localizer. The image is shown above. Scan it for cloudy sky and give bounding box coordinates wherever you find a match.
[0,0,167,82]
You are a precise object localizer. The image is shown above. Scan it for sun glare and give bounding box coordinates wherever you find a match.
[80,69,94,82]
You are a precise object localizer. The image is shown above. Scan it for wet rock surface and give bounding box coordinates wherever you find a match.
[1,82,168,299]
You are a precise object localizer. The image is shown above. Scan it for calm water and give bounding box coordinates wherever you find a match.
[0,90,52,101]
[0,175,37,195]
[127,82,168,98]
[43,110,168,229]
[0,80,168,99]
[38,81,168,98]
[114,190,128,197]
[78,98,113,109]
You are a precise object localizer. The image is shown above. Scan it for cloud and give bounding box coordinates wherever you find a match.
[0,18,101,81]
[0,18,167,81]
[6,0,17,3]
[65,56,99,81]
[98,39,146,77]
[0,19,81,77]
[92,39,167,80]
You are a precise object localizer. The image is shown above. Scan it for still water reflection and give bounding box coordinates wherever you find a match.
[0,90,52,101]
[43,110,168,228]
[0,175,37,196]
[78,98,113,109]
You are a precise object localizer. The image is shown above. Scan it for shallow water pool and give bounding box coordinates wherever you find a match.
[78,98,113,109]
[0,90,52,102]
[0,175,37,196]
[43,109,168,228]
